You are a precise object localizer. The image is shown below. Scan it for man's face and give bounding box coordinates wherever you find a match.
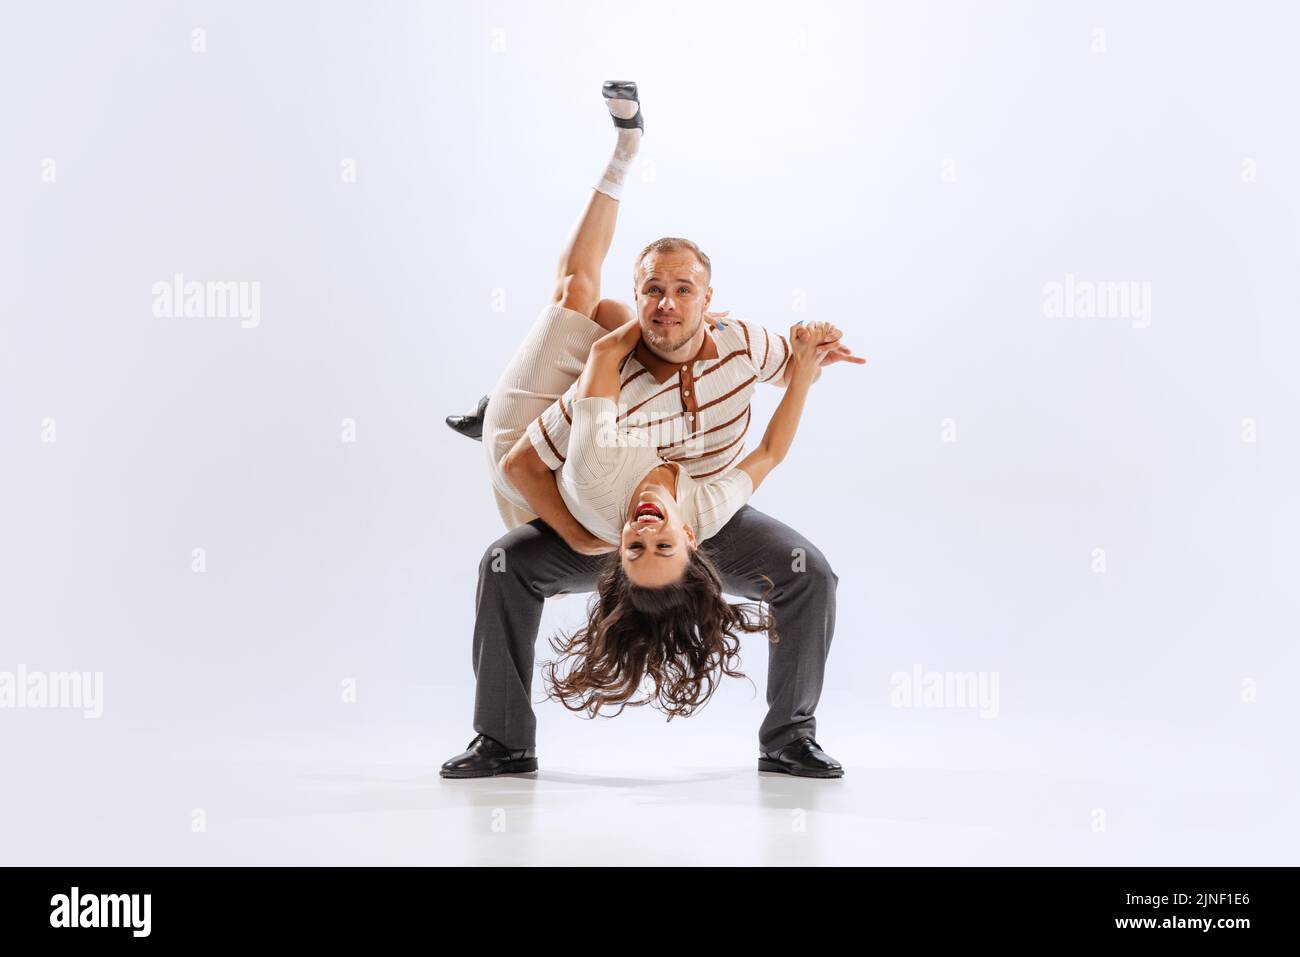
[634,250,712,356]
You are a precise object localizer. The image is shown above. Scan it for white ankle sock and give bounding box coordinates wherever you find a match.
[594,98,641,200]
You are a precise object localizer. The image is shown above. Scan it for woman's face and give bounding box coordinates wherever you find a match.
[620,479,695,588]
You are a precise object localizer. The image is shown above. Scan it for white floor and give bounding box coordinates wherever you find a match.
[4,711,1293,866]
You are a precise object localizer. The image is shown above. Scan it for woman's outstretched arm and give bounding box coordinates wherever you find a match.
[736,320,835,492]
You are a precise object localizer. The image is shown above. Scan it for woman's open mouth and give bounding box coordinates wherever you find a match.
[635,502,664,523]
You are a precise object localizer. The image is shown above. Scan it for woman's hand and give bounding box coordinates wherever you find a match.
[601,315,642,353]
[565,529,618,556]
[704,309,731,330]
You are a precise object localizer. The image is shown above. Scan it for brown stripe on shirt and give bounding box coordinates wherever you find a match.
[698,348,747,380]
[621,367,649,389]
[671,418,750,464]
[537,416,565,463]
[765,345,791,383]
[617,381,679,421]
[696,375,757,414]
[658,405,750,453]
[694,442,746,479]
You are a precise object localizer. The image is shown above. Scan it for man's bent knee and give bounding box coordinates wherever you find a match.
[789,542,838,593]
[479,524,536,580]
[478,520,563,581]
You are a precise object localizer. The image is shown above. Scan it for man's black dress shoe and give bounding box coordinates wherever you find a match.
[758,736,844,778]
[440,733,538,778]
[445,394,490,441]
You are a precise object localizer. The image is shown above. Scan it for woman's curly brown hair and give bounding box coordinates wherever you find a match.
[540,544,777,721]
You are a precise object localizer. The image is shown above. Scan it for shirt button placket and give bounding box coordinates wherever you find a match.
[680,365,699,436]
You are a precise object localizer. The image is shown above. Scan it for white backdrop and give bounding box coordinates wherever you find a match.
[1,0,1296,864]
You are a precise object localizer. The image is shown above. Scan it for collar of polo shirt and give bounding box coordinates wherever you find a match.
[631,324,720,384]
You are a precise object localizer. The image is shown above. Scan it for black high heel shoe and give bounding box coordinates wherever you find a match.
[602,80,643,132]
[445,394,489,441]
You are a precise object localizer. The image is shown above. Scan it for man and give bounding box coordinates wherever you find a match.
[441,237,864,779]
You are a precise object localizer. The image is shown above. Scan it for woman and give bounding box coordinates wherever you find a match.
[478,82,841,721]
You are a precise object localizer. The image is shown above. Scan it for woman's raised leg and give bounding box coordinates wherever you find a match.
[449,82,642,442]
[551,82,643,319]
[551,190,619,320]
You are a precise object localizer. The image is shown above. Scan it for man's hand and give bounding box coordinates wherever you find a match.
[566,530,618,556]
[502,436,612,552]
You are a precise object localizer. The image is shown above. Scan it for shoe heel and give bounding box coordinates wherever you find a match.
[439,758,538,779]
[602,80,643,131]
[757,757,784,773]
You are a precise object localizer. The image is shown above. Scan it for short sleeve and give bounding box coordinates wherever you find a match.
[526,382,579,470]
[689,466,755,540]
[735,319,791,384]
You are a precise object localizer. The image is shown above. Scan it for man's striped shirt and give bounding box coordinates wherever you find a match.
[525,318,791,478]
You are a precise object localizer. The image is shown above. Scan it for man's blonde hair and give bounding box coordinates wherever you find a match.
[634,237,712,287]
